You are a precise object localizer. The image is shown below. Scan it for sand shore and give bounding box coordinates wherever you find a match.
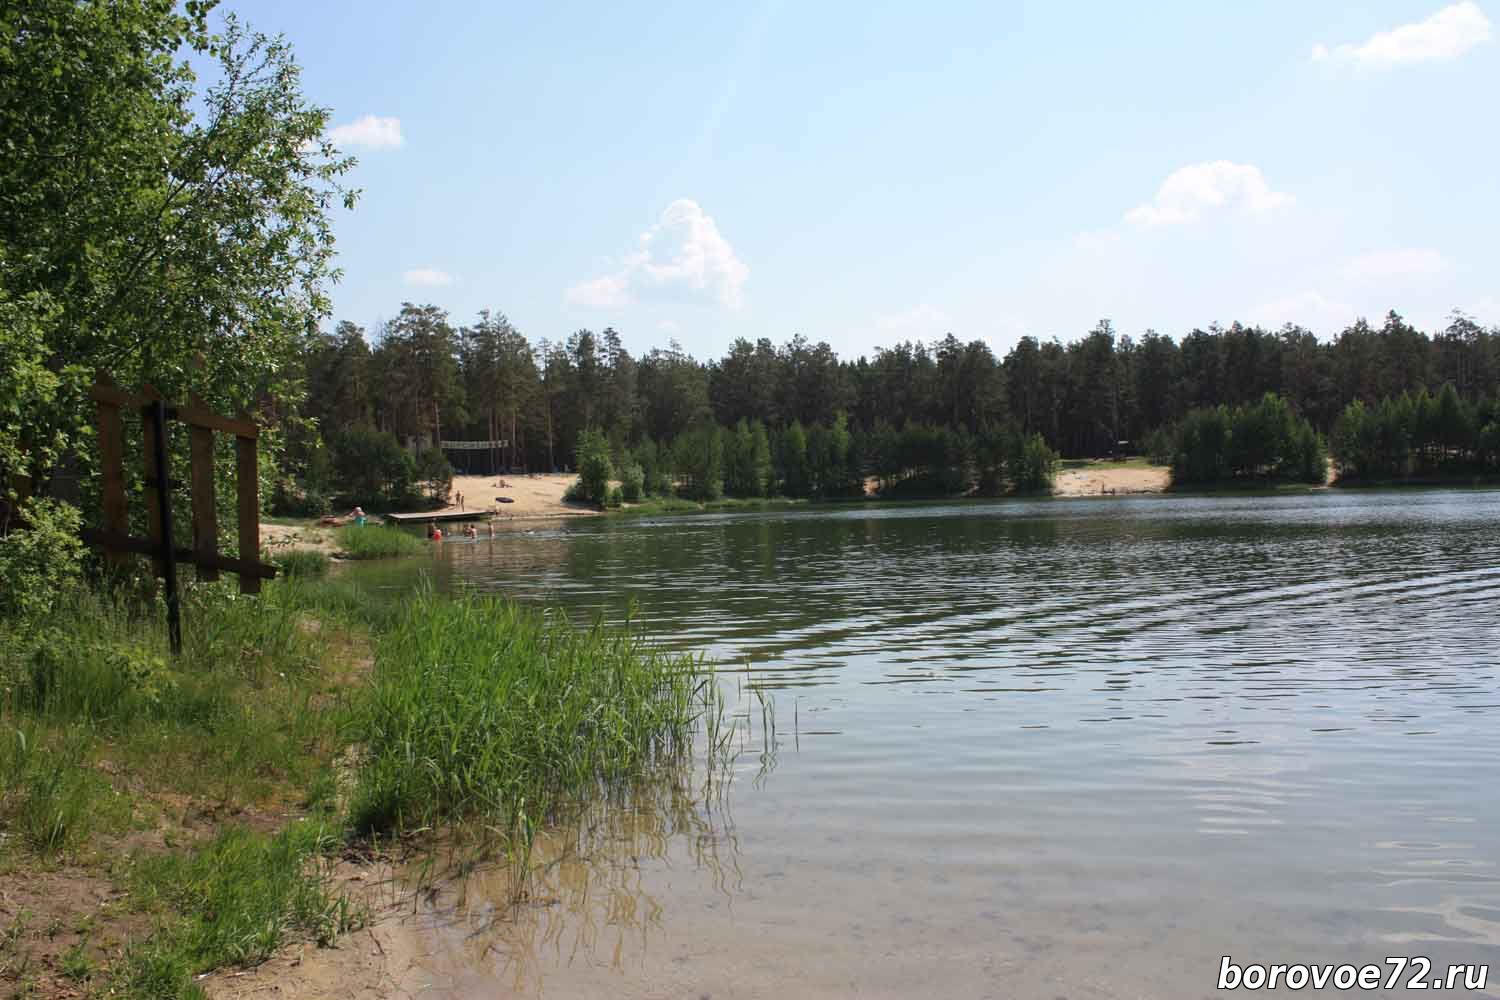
[1052,462,1170,497]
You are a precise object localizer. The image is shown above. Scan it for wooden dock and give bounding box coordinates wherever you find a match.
[385,509,490,524]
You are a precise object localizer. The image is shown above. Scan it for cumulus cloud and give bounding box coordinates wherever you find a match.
[875,304,952,337]
[1247,291,1358,333]
[1341,248,1448,281]
[403,268,453,288]
[1312,2,1491,66]
[567,199,749,308]
[1126,161,1294,228]
[328,115,404,149]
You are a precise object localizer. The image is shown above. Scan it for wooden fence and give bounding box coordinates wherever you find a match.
[84,374,277,651]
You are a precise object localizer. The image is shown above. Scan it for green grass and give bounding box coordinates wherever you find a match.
[1,574,722,997]
[117,822,362,998]
[334,523,426,559]
[0,724,128,856]
[272,548,329,578]
[350,589,716,839]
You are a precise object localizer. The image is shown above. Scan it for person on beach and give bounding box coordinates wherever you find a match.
[350,506,365,526]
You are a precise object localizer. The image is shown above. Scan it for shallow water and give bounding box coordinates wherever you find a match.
[348,490,1500,997]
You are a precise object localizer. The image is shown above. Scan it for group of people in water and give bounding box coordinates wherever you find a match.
[426,520,493,541]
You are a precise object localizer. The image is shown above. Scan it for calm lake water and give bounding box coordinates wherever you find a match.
[347,490,1500,998]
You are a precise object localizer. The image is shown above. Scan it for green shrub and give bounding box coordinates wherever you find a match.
[0,497,84,621]
[571,428,613,505]
[334,524,425,560]
[619,463,645,502]
[1010,432,1059,493]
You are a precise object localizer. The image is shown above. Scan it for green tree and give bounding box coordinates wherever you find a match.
[2,5,355,516]
[671,421,724,500]
[329,428,415,506]
[1010,433,1059,493]
[572,428,613,505]
[778,421,810,497]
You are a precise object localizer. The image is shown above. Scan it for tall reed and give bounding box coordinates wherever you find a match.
[349,588,715,840]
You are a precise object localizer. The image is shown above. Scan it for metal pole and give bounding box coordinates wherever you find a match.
[148,399,182,654]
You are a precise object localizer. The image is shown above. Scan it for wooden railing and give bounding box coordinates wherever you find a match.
[84,374,277,651]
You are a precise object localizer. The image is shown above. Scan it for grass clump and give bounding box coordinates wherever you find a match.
[0,724,126,856]
[350,589,711,838]
[334,524,426,560]
[115,822,361,999]
[273,548,329,578]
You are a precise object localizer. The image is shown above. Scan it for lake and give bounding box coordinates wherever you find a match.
[346,489,1500,998]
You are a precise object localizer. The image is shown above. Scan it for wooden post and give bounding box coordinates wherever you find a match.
[235,425,260,595]
[95,374,130,570]
[146,398,182,654]
[187,392,219,582]
[140,384,166,577]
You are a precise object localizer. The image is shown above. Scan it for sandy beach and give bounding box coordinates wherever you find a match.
[444,472,597,520]
[1052,462,1170,497]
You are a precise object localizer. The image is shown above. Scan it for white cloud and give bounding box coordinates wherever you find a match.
[875,304,951,337]
[328,115,404,149]
[403,268,453,288]
[657,319,681,335]
[1247,291,1358,333]
[567,199,749,308]
[1341,248,1448,281]
[1312,2,1491,66]
[1126,161,1294,228]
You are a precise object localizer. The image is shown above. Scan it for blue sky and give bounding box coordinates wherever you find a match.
[242,0,1497,359]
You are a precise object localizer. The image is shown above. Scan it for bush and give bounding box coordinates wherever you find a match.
[1010,433,1059,493]
[0,497,84,621]
[605,485,624,509]
[571,429,613,505]
[619,462,645,502]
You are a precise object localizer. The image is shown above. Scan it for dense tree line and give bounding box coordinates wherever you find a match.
[1169,395,1328,486]
[290,305,1499,505]
[1331,384,1500,480]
